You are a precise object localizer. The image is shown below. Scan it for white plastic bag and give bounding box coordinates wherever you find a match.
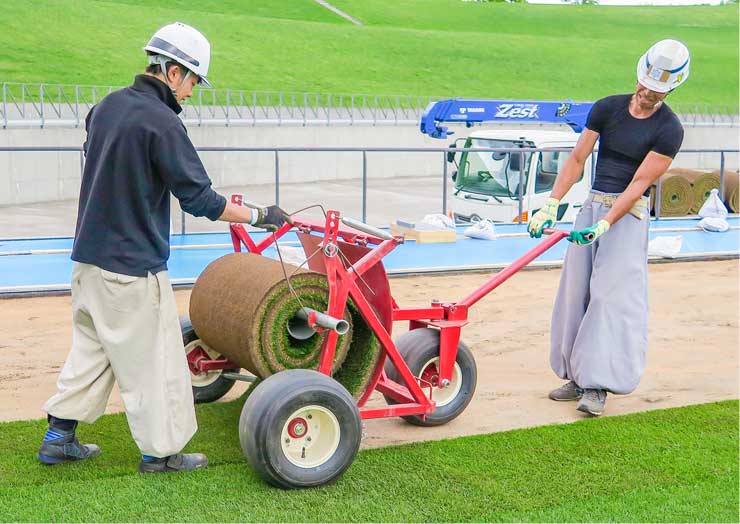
[648,235,683,258]
[464,219,497,240]
[421,213,456,230]
[698,188,729,219]
[698,217,730,233]
[697,188,729,232]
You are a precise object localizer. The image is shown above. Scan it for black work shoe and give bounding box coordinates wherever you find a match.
[139,453,209,473]
[548,380,583,401]
[38,426,101,465]
[577,389,607,416]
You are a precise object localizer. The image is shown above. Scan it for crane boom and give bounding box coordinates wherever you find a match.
[419,99,593,139]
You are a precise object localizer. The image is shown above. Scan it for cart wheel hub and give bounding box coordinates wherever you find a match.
[281,405,341,469]
[287,417,308,438]
[184,339,223,387]
[420,358,463,407]
[421,366,439,387]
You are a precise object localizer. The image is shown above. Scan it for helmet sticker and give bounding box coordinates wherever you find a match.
[647,65,670,82]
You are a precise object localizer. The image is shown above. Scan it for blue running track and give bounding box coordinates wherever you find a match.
[0,218,737,294]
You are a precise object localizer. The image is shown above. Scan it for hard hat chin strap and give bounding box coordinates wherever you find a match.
[148,54,190,96]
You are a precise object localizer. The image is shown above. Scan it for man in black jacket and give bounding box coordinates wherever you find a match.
[38,22,285,473]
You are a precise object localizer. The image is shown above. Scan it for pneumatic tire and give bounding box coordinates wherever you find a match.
[239,369,362,489]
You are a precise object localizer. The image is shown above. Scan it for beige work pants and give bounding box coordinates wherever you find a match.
[44,263,197,457]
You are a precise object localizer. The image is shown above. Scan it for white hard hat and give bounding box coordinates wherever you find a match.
[144,22,212,87]
[636,39,690,93]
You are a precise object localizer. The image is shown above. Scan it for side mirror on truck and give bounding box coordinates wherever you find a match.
[446,143,457,163]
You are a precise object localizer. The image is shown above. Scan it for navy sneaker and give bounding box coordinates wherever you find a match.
[38,419,101,465]
[139,453,208,473]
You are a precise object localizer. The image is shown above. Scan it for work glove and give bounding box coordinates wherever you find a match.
[253,205,289,232]
[568,219,610,246]
[528,197,560,238]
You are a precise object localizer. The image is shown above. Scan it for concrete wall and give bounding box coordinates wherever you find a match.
[0,123,737,206]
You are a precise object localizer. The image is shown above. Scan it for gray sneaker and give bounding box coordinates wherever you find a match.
[548,381,583,401]
[577,389,607,416]
[139,453,208,473]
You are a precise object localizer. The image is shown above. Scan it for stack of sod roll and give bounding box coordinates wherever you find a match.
[652,168,738,216]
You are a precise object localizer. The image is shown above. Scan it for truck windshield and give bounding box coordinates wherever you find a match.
[455,139,533,198]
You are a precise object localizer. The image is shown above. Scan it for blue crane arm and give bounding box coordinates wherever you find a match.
[419,99,593,139]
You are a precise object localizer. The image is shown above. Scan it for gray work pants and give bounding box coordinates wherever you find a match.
[550,192,650,395]
[44,263,197,457]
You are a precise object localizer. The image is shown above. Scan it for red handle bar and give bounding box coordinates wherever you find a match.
[458,228,568,308]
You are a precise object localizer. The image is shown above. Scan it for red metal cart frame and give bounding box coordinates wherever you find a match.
[187,206,567,422]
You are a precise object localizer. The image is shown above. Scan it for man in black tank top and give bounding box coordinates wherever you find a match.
[527,39,689,416]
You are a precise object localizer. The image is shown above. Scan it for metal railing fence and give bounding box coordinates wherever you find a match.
[1,146,737,235]
[1,82,738,128]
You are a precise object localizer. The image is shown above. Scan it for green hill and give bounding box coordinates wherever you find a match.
[0,0,737,105]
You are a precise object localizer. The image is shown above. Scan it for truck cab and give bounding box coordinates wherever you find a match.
[448,129,593,223]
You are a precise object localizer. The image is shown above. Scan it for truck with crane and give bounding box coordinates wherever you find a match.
[420,99,596,223]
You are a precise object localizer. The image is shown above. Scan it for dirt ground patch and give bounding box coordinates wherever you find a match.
[1,260,737,449]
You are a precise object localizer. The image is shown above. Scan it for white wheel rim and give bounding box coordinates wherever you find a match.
[420,357,463,407]
[281,405,341,469]
[184,339,223,387]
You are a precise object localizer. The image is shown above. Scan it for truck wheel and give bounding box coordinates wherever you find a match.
[239,369,362,489]
[180,315,238,404]
[384,328,477,426]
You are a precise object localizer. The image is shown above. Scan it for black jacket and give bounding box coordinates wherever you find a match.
[71,75,226,276]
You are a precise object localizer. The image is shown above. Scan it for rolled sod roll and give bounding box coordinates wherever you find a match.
[715,169,739,213]
[190,252,381,398]
[654,172,694,216]
[692,173,721,213]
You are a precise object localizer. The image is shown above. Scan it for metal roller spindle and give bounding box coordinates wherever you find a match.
[341,217,394,240]
[287,307,350,340]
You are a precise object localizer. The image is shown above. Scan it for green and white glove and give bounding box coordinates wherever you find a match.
[528,197,560,238]
[569,219,610,246]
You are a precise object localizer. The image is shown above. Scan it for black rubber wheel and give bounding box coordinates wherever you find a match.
[383,328,477,426]
[239,369,362,489]
[180,315,239,404]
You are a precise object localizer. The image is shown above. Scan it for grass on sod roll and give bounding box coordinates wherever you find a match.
[0,400,736,522]
[253,274,380,399]
[0,1,736,105]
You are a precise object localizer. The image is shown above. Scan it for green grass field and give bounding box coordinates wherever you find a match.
[1,400,737,522]
[0,1,737,105]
